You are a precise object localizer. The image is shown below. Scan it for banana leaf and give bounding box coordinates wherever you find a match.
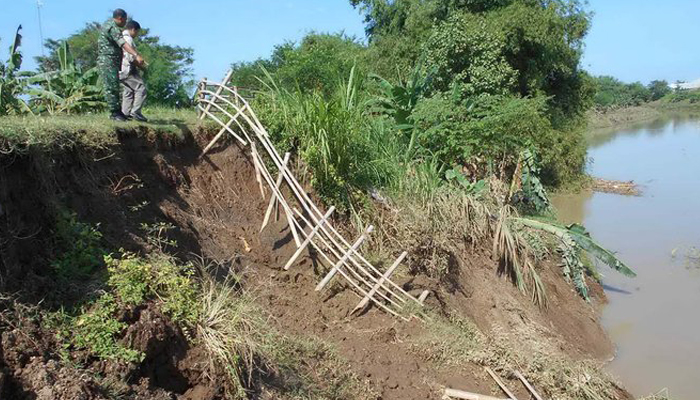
[514,217,636,278]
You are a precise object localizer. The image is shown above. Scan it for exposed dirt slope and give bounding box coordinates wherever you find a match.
[0,130,622,399]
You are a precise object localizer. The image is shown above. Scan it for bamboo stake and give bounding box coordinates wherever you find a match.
[200,87,410,318]
[444,388,508,400]
[261,152,291,231]
[201,104,250,156]
[251,150,301,247]
[250,143,266,199]
[316,226,373,291]
[196,79,206,118]
[196,104,247,145]
[352,251,407,313]
[200,69,232,119]
[284,206,335,271]
[484,367,518,400]
[418,290,430,304]
[292,209,406,310]
[514,371,544,400]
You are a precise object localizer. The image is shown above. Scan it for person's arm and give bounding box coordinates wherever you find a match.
[122,42,144,64]
[110,25,144,64]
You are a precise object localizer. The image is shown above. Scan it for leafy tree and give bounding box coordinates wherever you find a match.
[351,0,593,125]
[592,75,652,108]
[231,33,365,96]
[36,22,101,72]
[648,80,671,101]
[36,22,194,106]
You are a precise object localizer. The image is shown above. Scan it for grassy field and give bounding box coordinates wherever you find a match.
[0,108,215,153]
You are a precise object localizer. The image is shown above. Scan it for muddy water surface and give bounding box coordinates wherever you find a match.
[552,115,700,400]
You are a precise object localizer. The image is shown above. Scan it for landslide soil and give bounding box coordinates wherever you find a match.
[0,130,620,399]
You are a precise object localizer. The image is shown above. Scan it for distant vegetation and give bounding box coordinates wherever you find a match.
[592,76,671,109]
[591,75,700,111]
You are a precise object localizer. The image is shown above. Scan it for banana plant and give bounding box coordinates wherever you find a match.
[368,63,434,161]
[0,25,32,116]
[27,41,104,114]
[514,217,636,300]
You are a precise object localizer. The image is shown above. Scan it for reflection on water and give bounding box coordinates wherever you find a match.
[552,114,700,400]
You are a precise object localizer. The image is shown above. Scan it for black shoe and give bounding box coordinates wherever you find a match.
[131,113,148,122]
[110,112,128,122]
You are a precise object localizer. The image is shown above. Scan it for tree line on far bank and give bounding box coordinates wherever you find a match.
[592,75,700,110]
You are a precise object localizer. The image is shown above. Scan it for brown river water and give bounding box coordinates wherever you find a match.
[552,114,700,400]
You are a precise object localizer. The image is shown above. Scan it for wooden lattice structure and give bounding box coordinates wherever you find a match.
[196,71,429,320]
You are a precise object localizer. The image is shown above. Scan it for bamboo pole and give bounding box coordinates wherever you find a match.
[261,152,291,231]
[251,150,301,247]
[514,371,544,400]
[196,103,247,145]
[418,290,430,304]
[250,143,266,199]
[292,208,406,311]
[316,226,374,291]
[284,206,335,271]
[443,388,508,400]
[484,367,518,400]
[352,251,407,313]
[201,104,250,156]
[200,69,232,119]
[196,79,206,118]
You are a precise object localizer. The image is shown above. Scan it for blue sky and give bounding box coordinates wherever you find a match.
[2,0,698,84]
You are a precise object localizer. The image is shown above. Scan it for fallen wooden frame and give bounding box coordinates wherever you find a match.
[514,371,544,400]
[196,71,429,319]
[484,367,518,400]
[443,388,508,400]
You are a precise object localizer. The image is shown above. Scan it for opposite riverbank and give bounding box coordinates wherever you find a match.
[587,100,700,133]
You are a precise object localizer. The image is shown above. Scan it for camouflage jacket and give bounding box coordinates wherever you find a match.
[97,19,126,62]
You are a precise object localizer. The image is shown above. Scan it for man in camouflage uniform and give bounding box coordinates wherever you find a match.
[97,9,144,121]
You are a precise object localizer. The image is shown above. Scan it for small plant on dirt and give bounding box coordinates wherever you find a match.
[106,252,199,327]
[52,210,105,279]
[48,294,143,363]
[140,221,178,251]
[509,149,552,214]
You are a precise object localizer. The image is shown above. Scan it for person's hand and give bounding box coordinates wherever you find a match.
[136,55,145,65]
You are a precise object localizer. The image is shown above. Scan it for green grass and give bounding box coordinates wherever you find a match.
[0,107,216,153]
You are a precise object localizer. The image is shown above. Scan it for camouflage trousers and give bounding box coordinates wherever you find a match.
[97,56,121,114]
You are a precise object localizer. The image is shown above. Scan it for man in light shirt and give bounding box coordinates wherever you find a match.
[120,20,148,122]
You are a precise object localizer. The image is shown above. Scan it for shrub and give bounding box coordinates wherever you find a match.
[105,252,199,327]
[51,211,104,279]
[49,294,143,363]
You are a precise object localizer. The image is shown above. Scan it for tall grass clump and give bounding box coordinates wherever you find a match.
[254,67,397,212]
